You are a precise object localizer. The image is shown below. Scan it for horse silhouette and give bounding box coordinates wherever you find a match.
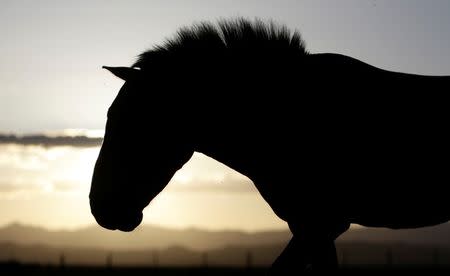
[90,18,449,272]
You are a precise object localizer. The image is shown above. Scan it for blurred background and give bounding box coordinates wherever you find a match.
[1,0,449,273]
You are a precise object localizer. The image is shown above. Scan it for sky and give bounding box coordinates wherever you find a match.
[1,0,450,133]
[0,144,281,231]
[1,0,450,231]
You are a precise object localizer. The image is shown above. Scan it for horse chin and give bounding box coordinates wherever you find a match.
[116,211,143,232]
[93,209,143,232]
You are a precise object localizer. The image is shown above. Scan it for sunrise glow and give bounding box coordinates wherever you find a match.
[0,142,287,231]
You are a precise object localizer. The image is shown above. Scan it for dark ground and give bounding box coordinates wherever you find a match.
[2,262,450,275]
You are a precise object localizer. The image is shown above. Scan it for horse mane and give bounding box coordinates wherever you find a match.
[132,18,308,69]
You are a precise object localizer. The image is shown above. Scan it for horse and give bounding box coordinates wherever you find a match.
[89,18,449,272]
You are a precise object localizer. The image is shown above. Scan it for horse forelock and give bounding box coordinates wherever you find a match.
[132,18,308,70]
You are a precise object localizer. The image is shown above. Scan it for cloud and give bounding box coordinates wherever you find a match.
[0,181,34,193]
[52,180,82,192]
[0,137,258,199]
[0,144,98,198]
[163,152,259,194]
[168,172,258,193]
[0,180,46,199]
[0,134,102,147]
[0,179,84,199]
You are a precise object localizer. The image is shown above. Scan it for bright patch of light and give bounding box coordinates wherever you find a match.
[43,128,105,138]
[0,144,100,198]
[0,138,286,231]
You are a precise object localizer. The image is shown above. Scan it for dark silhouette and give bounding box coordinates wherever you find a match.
[89,18,449,273]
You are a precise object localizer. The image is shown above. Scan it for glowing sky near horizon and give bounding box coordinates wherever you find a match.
[1,1,450,231]
[0,142,287,231]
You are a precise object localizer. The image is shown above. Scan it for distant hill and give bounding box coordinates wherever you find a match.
[0,223,291,251]
[338,223,450,246]
[1,223,450,267]
[1,222,449,252]
[0,242,286,267]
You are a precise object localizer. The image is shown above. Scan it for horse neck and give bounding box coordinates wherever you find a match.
[189,108,269,181]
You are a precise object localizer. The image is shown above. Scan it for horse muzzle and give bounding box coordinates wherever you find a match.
[90,198,143,232]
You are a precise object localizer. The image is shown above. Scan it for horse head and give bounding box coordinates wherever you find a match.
[89,66,193,231]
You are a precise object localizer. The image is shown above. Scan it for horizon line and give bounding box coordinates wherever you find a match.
[0,221,292,234]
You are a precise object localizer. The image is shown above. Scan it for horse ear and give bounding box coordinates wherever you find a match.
[102,66,141,81]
